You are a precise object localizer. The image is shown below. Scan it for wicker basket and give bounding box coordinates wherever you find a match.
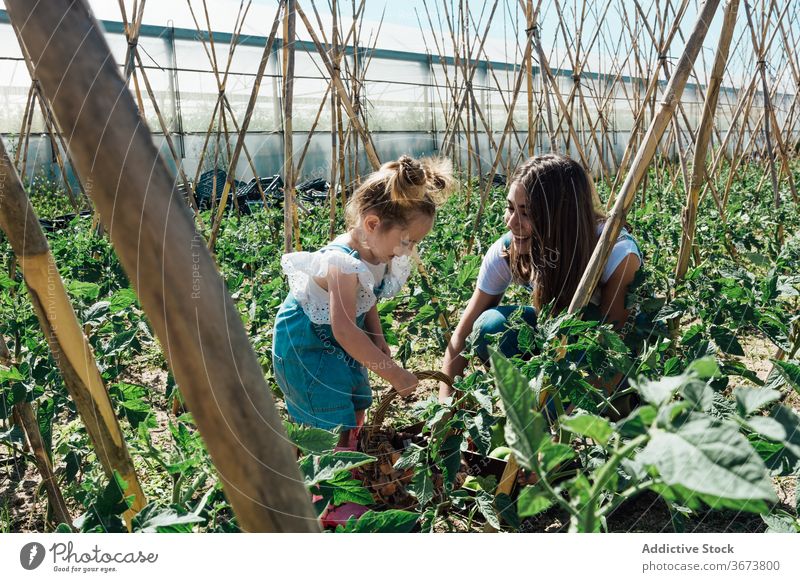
[358,370,453,509]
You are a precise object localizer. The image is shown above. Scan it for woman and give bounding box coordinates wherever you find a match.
[439,154,642,408]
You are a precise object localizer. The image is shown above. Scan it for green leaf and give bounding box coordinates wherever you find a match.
[638,416,777,509]
[617,405,657,438]
[393,444,424,471]
[634,374,685,407]
[465,410,493,455]
[560,413,613,446]
[709,325,745,356]
[517,484,553,517]
[439,434,464,486]
[108,288,138,313]
[476,490,500,529]
[408,469,434,506]
[680,323,705,347]
[663,357,683,376]
[133,504,205,532]
[733,386,781,417]
[745,417,786,442]
[284,423,338,454]
[769,406,800,460]
[490,349,548,471]
[654,300,685,323]
[686,357,721,379]
[0,367,25,382]
[299,451,375,487]
[338,510,418,533]
[318,473,374,506]
[681,380,714,412]
[66,280,100,301]
[0,270,18,290]
[412,304,437,324]
[539,441,575,472]
[495,493,520,529]
[750,438,800,477]
[720,361,763,386]
[768,360,800,394]
[761,512,799,533]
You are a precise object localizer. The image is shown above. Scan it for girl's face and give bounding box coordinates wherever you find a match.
[363,212,434,264]
[504,182,533,251]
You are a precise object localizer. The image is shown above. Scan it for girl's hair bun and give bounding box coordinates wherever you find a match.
[344,154,455,229]
[399,155,427,187]
[420,156,454,204]
[387,155,427,203]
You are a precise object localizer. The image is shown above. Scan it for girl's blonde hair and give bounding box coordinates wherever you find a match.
[345,155,454,230]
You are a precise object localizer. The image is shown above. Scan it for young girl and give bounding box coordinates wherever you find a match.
[439,153,642,409]
[273,155,452,452]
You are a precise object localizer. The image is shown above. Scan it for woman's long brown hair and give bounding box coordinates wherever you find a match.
[506,154,606,312]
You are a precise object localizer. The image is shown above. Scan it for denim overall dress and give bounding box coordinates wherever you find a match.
[272,240,396,430]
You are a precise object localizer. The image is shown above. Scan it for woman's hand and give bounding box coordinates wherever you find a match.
[440,288,503,402]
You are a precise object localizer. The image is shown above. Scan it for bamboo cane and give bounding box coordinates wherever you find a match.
[675,0,740,282]
[282,0,297,254]
[294,1,380,171]
[745,0,799,205]
[204,1,284,251]
[569,0,723,315]
[464,26,536,256]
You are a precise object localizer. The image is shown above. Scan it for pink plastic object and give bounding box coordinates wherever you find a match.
[320,502,370,528]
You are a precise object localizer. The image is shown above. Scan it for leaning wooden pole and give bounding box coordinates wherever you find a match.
[5,0,318,532]
[0,140,146,524]
[675,0,740,282]
[569,0,722,314]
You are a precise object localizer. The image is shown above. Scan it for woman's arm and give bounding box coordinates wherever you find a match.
[439,287,503,400]
[595,253,641,409]
[328,266,417,395]
[599,253,641,331]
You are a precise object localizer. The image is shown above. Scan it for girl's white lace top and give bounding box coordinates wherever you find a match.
[281,236,412,324]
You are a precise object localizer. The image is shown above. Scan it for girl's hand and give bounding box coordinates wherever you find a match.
[391,369,419,397]
[373,335,392,357]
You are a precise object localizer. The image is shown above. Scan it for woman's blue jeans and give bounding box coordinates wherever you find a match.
[473,305,538,362]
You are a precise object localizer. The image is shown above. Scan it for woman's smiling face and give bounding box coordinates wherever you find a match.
[504,182,533,251]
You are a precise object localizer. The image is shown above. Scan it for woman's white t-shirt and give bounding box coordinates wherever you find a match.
[476,223,642,304]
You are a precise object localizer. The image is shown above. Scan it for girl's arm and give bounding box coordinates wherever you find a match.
[364,304,391,356]
[439,287,503,401]
[327,266,417,396]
